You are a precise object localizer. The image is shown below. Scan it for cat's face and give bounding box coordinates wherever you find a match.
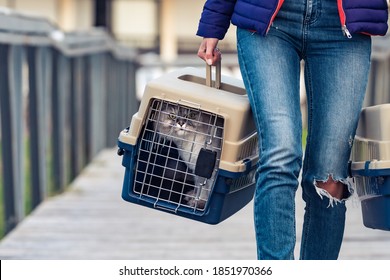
[156,104,202,137]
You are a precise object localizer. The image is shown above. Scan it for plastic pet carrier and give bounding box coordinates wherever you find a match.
[350,103,390,231]
[117,63,259,224]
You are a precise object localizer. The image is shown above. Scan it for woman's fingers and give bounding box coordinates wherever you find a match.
[197,38,221,65]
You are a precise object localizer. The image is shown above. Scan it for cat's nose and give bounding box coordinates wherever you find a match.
[177,120,185,126]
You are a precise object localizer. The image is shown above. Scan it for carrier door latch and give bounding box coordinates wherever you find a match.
[195,148,217,179]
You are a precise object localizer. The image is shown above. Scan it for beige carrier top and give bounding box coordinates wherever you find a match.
[119,64,259,173]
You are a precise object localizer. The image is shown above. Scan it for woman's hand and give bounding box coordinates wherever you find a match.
[197,38,221,65]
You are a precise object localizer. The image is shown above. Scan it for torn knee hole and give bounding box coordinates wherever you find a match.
[316,179,345,200]
[314,176,353,207]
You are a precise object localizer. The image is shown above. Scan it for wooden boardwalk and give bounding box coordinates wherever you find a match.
[0,148,389,260]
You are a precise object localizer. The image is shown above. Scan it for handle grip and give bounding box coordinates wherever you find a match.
[206,60,221,89]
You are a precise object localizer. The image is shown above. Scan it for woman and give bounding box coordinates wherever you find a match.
[197,0,388,260]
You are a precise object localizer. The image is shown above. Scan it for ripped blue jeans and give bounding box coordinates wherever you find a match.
[237,0,371,260]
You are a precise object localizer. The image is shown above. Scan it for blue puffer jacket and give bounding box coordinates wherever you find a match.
[197,0,389,39]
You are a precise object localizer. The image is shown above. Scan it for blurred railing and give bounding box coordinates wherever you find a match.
[0,9,138,234]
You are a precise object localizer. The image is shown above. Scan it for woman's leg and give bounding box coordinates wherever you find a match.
[237,27,303,260]
[299,0,371,260]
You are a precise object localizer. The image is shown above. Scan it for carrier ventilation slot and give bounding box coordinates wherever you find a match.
[237,134,258,161]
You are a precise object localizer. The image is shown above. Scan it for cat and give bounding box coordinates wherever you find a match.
[152,102,222,209]
[135,133,195,205]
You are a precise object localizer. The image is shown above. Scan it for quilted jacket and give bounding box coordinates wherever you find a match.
[197,0,389,39]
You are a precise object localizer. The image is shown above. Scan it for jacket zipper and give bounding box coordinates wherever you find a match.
[266,0,285,35]
[342,25,352,38]
[337,0,352,38]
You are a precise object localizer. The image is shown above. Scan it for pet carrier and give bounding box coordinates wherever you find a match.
[117,62,259,224]
[350,103,390,230]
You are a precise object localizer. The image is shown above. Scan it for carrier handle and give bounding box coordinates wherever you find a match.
[206,60,221,89]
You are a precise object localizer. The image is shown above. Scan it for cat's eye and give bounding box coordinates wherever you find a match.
[188,112,197,119]
[168,113,176,120]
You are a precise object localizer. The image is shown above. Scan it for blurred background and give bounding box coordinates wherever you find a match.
[0,0,237,57]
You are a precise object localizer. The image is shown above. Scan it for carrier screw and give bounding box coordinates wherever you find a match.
[117,148,125,156]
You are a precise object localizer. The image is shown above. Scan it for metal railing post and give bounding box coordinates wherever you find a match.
[69,56,86,179]
[51,50,69,192]
[88,53,108,157]
[0,44,25,233]
[27,46,50,208]
[0,10,138,235]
